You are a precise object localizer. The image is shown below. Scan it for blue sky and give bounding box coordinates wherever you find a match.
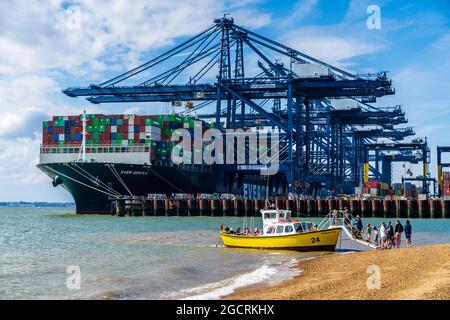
[0,0,449,201]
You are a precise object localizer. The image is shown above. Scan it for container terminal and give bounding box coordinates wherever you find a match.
[38,16,450,218]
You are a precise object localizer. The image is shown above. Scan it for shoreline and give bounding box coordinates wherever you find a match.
[224,243,450,300]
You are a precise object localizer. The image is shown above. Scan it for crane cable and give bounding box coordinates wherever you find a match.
[68,163,122,197]
[106,164,134,197]
[44,166,120,198]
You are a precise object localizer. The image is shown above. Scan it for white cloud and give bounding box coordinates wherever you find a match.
[280,0,318,27]
[280,25,386,69]
[0,0,271,201]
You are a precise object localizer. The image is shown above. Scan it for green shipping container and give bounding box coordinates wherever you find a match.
[93,118,100,126]
[58,141,65,146]
[117,119,123,126]
[43,121,49,128]
[128,140,135,145]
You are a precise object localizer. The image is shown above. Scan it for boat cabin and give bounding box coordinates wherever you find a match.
[260,210,315,236]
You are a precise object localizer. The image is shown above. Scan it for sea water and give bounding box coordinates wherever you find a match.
[0,207,449,300]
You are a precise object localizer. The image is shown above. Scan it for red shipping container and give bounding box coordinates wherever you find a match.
[134,133,139,140]
[444,188,450,196]
[104,126,111,133]
[443,172,450,180]
[122,119,128,126]
[43,128,48,135]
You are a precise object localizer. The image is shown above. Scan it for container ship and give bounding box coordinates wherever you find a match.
[37,113,271,214]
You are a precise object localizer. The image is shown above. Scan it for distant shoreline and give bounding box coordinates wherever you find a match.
[225,243,450,300]
[0,202,75,208]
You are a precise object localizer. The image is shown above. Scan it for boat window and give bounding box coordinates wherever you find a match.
[276,225,284,234]
[302,222,310,232]
[284,225,294,233]
[294,223,303,232]
[264,213,270,219]
[278,212,285,219]
[266,226,275,234]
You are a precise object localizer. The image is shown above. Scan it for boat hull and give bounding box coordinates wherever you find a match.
[220,228,341,251]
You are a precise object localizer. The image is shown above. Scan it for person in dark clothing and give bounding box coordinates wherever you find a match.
[404,220,412,248]
[394,220,404,248]
[387,222,394,248]
[354,215,363,239]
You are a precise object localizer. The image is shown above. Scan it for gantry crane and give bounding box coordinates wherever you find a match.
[63,16,428,196]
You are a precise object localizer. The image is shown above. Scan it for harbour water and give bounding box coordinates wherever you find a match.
[1,207,450,300]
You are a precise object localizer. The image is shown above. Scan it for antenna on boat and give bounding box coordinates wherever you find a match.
[77,110,87,162]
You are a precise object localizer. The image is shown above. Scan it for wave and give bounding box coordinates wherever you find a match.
[163,258,301,300]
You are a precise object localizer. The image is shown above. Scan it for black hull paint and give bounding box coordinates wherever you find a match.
[37,162,268,214]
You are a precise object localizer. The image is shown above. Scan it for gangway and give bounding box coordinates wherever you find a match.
[318,210,380,249]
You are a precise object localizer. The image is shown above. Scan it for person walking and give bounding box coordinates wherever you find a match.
[404,220,412,248]
[394,220,404,248]
[387,222,394,249]
[380,222,387,249]
[373,226,379,245]
[356,216,363,239]
[366,223,372,242]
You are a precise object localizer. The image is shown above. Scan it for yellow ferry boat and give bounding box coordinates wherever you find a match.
[220,209,341,251]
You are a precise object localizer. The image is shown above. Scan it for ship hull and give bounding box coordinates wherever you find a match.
[37,162,221,214]
[37,162,268,214]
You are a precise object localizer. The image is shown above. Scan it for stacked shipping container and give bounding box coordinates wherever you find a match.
[42,114,213,162]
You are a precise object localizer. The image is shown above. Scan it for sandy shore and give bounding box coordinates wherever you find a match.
[225,244,450,300]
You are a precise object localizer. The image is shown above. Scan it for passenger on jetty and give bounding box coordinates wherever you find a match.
[331,210,338,226]
[373,226,379,244]
[394,220,403,248]
[353,215,363,239]
[405,220,412,248]
[387,222,395,248]
[380,222,387,248]
[366,224,372,242]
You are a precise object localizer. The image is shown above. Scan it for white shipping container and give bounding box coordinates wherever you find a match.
[292,63,330,79]
[128,118,134,125]
[128,125,135,133]
[59,134,65,141]
[146,133,161,141]
[145,126,161,135]
[370,188,380,195]
[111,126,117,133]
[121,140,128,146]
[139,132,147,140]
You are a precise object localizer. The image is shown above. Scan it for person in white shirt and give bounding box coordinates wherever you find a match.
[380,222,387,249]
